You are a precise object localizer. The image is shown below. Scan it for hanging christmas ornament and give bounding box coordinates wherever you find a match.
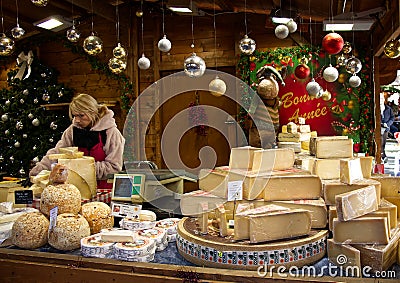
[31,0,48,7]
[275,24,289,39]
[306,79,321,97]
[158,35,172,53]
[83,34,103,56]
[0,34,15,56]
[32,146,36,150]
[209,76,227,97]
[9,156,14,162]
[66,26,81,43]
[349,74,361,88]
[19,168,25,175]
[184,52,206,78]
[33,98,38,104]
[0,155,3,162]
[322,32,344,55]
[50,122,58,130]
[41,73,47,78]
[22,134,27,138]
[16,121,23,130]
[23,89,29,95]
[19,98,24,104]
[5,99,11,106]
[320,89,332,101]
[58,90,63,97]
[14,141,20,148]
[239,35,256,55]
[28,113,34,119]
[32,118,40,126]
[136,10,144,17]
[49,138,53,143]
[11,25,25,39]
[108,57,126,74]
[286,19,297,33]
[42,92,50,101]
[345,56,362,74]
[298,56,309,65]
[383,39,400,59]
[138,54,151,70]
[294,64,310,80]
[1,114,8,121]
[5,130,10,135]
[32,156,39,163]
[323,65,339,82]
[336,54,347,66]
[342,42,352,54]
[113,43,127,59]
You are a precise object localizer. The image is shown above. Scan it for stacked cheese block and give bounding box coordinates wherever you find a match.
[277,122,317,152]
[301,136,400,273]
[30,147,97,199]
[183,146,327,244]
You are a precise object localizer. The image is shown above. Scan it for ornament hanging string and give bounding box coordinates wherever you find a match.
[141,0,144,53]
[1,0,4,34]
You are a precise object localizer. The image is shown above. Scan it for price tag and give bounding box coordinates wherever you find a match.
[227,181,243,201]
[14,190,33,204]
[49,206,58,236]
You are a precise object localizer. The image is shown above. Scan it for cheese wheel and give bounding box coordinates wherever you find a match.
[80,202,114,234]
[115,251,155,262]
[48,213,90,251]
[135,227,167,245]
[113,237,156,259]
[139,210,157,221]
[120,217,155,231]
[11,212,49,249]
[80,234,114,258]
[40,183,81,217]
[156,241,168,252]
[155,218,181,235]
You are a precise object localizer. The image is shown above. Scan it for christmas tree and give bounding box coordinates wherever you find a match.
[0,51,74,177]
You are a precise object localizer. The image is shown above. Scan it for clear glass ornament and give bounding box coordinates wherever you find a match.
[113,43,127,59]
[138,54,151,70]
[66,26,81,43]
[0,34,15,56]
[158,35,172,53]
[209,76,227,97]
[50,122,58,130]
[11,25,25,39]
[336,54,347,66]
[342,42,352,54]
[184,53,206,78]
[384,39,400,59]
[31,0,48,7]
[83,34,103,56]
[345,56,362,74]
[239,35,256,55]
[108,57,126,74]
[42,93,50,101]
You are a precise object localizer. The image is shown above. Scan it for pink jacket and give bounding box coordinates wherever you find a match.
[29,110,125,179]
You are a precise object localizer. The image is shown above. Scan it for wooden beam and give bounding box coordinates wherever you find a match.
[62,0,116,22]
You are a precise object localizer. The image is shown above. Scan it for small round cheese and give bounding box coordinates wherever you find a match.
[11,212,49,249]
[155,218,181,235]
[80,234,114,258]
[113,237,156,259]
[80,202,114,234]
[120,217,155,231]
[48,213,90,251]
[40,183,81,217]
[135,227,166,245]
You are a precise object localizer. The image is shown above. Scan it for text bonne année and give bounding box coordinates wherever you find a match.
[281,92,328,123]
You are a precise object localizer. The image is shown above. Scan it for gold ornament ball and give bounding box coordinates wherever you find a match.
[209,77,227,97]
[298,56,309,65]
[0,34,15,56]
[113,43,127,59]
[31,0,48,7]
[342,129,348,135]
[342,42,352,54]
[348,100,354,109]
[136,10,144,17]
[384,39,400,59]
[83,35,103,56]
[321,90,332,101]
[338,73,346,83]
[336,54,347,66]
[108,57,127,74]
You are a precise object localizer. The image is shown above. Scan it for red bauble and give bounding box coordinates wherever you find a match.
[322,33,344,55]
[294,64,310,79]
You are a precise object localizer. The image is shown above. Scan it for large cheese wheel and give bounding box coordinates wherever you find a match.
[80,202,114,234]
[11,212,49,249]
[40,183,81,217]
[48,213,90,251]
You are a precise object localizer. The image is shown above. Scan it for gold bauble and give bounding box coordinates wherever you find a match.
[342,42,352,54]
[384,39,400,59]
[320,90,332,101]
[136,10,144,17]
[336,54,347,66]
[298,56,309,65]
[342,129,348,135]
[338,73,346,84]
[348,100,354,109]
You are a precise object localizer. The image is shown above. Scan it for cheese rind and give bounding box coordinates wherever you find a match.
[249,209,311,243]
[379,198,398,228]
[335,185,378,221]
[315,138,353,159]
[370,176,400,197]
[229,146,261,170]
[339,158,364,185]
[327,239,361,277]
[333,217,389,244]
[359,156,374,178]
[252,148,295,172]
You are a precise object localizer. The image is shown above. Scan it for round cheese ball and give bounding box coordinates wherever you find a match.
[11,212,49,249]
[48,213,90,251]
[40,183,81,217]
[80,202,114,234]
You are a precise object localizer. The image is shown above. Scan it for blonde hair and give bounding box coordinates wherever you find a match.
[69,94,108,127]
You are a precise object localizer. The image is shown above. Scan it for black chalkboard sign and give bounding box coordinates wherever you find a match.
[14,190,33,204]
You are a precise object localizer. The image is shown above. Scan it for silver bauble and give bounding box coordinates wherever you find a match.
[209,76,227,97]
[345,57,362,74]
[50,122,58,130]
[22,134,27,138]
[184,53,206,78]
[42,93,50,101]
[83,34,103,56]
[9,156,14,161]
[11,25,25,39]
[33,156,39,163]
[28,113,34,119]
[1,114,8,121]
[337,54,347,66]
[108,57,127,74]
[32,146,36,150]
[33,98,38,104]
[41,73,47,78]
[5,130,10,135]
[275,24,289,39]
[66,26,81,43]
[0,34,15,56]
[16,121,23,130]
[14,141,20,148]
[323,65,339,82]
[0,155,3,162]
[349,74,361,88]
[31,0,48,7]
[20,98,24,104]
[286,19,297,33]
[32,118,40,126]
[306,79,321,97]
[23,89,29,95]
[113,43,127,59]
[239,35,256,55]
[49,138,53,143]
[158,35,172,53]
[138,54,151,70]
[5,100,11,106]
